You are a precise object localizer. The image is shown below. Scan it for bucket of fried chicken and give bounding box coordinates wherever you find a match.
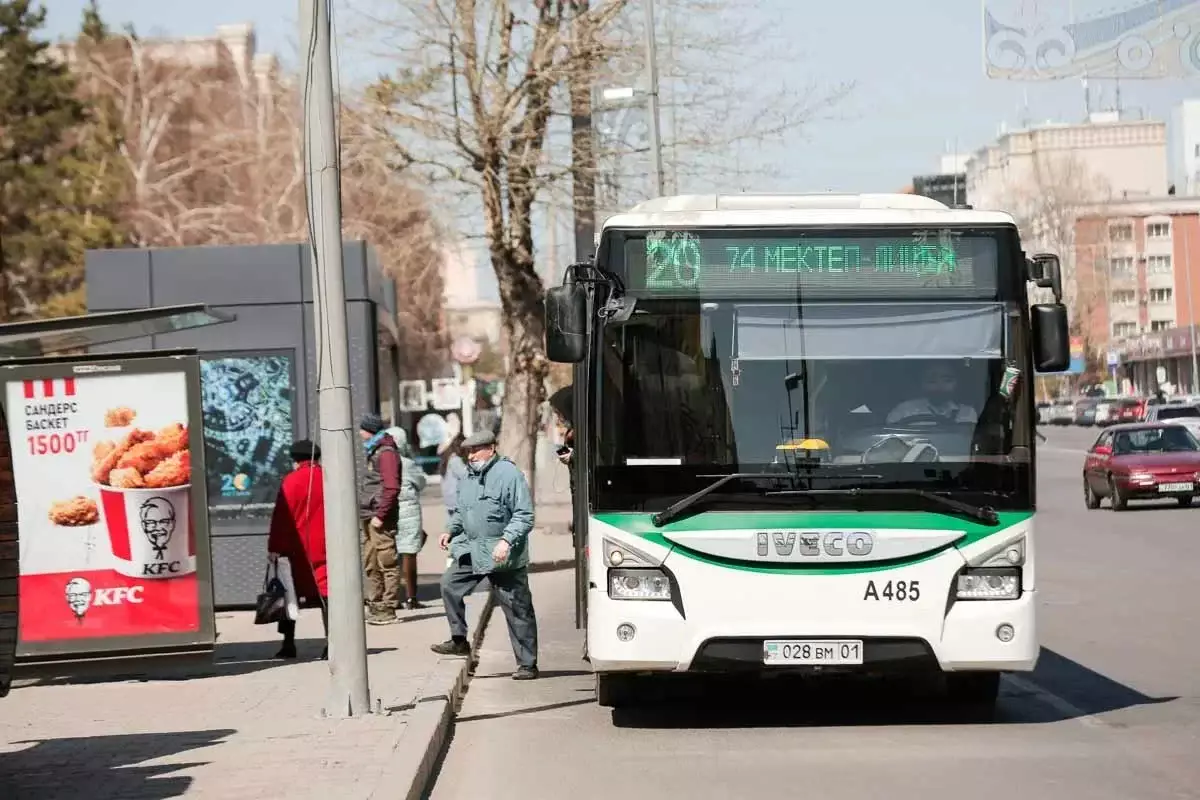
[91,423,195,580]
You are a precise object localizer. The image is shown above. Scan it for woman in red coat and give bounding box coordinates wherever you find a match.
[267,440,328,659]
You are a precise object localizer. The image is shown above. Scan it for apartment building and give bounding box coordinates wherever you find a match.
[1075,197,1200,392]
[967,112,1168,213]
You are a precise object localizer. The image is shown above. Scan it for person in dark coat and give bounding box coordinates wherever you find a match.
[548,385,576,530]
[358,413,403,625]
[267,440,328,660]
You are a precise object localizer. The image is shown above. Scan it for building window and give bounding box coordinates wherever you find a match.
[1111,289,1137,306]
[1113,321,1138,338]
[1109,223,1134,241]
[1149,287,1173,304]
[1151,319,1174,332]
[1109,256,1135,275]
[1146,255,1173,274]
[1146,222,1171,238]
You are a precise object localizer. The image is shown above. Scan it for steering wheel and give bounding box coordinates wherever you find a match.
[882,413,968,431]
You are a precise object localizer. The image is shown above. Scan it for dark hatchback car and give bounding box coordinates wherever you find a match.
[1074,398,1099,426]
[1083,423,1200,510]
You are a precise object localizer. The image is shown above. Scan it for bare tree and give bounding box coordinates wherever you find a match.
[68,25,449,374]
[355,0,851,481]
[1001,152,1113,367]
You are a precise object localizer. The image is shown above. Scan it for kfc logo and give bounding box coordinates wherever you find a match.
[139,496,182,576]
[64,577,91,622]
[63,577,145,622]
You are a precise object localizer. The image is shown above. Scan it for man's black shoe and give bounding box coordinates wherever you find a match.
[404,598,426,610]
[512,665,539,680]
[430,639,470,657]
[275,644,297,660]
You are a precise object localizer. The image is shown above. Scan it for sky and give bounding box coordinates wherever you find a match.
[41,0,1200,295]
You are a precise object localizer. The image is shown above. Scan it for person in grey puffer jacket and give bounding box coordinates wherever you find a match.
[385,426,427,610]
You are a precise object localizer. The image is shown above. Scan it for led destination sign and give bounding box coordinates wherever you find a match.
[622,229,999,297]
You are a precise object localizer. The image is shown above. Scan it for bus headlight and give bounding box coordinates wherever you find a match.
[608,568,672,601]
[956,568,1021,600]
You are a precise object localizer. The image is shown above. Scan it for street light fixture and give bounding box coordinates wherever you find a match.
[601,86,636,102]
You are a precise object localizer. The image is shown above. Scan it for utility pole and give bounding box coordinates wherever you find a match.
[568,0,597,262]
[299,0,372,718]
[642,0,665,197]
[1184,215,1199,393]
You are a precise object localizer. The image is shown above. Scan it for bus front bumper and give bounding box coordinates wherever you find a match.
[586,585,1038,676]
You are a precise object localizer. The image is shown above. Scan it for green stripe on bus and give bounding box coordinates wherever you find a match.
[591,510,1033,575]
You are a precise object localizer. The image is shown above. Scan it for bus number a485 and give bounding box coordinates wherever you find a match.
[863,580,920,601]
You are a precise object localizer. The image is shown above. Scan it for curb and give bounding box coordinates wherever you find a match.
[380,557,572,800]
[381,589,497,800]
[528,557,575,574]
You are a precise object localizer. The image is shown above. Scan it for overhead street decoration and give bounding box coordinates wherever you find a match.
[983,0,1200,79]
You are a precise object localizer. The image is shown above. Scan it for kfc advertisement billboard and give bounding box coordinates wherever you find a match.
[1,354,216,659]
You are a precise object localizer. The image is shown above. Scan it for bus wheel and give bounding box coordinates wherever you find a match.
[944,671,1001,711]
[596,673,638,708]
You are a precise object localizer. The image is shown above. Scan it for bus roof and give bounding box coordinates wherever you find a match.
[600,193,1018,231]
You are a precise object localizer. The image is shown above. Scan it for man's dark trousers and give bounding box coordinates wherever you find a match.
[442,554,538,668]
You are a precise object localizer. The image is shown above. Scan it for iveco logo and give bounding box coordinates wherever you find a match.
[756,531,874,558]
[658,527,966,564]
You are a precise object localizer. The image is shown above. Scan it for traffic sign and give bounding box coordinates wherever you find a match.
[451,336,482,365]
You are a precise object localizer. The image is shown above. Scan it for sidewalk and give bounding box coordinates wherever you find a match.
[0,591,490,800]
[0,486,575,800]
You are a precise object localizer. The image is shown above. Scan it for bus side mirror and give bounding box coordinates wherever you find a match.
[1032,303,1070,373]
[1030,253,1063,301]
[545,283,588,363]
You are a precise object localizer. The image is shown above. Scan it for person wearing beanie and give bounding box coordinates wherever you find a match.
[357,413,402,624]
[267,439,328,659]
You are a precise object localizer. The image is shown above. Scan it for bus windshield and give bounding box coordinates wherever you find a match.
[594,300,1033,512]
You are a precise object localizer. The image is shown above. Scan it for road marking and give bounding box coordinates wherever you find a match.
[1004,673,1111,728]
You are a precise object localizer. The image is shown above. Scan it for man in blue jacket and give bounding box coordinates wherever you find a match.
[431,429,539,680]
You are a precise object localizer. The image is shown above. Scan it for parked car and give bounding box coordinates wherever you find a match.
[1074,398,1099,426]
[1036,401,1053,425]
[1099,398,1142,424]
[1093,400,1117,426]
[1049,399,1075,425]
[1083,422,1200,510]
[1142,402,1200,430]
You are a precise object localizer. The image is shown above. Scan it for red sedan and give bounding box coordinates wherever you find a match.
[1083,422,1200,510]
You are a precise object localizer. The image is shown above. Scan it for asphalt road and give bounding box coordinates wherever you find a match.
[430,427,1200,800]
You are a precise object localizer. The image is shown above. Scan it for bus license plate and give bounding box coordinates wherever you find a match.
[1158,482,1194,493]
[763,640,864,666]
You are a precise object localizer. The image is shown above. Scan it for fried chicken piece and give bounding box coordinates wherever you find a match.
[143,450,190,489]
[153,423,188,455]
[116,439,172,475]
[109,467,147,489]
[91,429,154,485]
[104,407,136,427]
[48,496,99,526]
[92,440,115,463]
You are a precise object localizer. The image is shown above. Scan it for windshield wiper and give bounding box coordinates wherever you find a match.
[649,469,883,528]
[764,487,1000,526]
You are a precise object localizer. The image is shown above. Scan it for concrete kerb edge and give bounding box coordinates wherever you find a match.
[378,589,498,800]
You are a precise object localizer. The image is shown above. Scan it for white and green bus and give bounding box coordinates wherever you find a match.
[544,193,1070,710]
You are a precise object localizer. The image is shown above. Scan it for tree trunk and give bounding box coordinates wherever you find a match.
[493,250,548,501]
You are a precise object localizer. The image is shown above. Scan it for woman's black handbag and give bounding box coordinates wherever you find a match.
[254,562,289,625]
